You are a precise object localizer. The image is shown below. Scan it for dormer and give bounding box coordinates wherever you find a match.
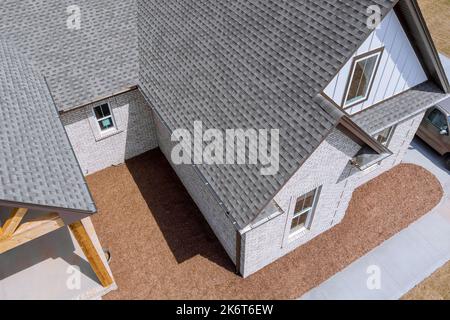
[323,10,428,115]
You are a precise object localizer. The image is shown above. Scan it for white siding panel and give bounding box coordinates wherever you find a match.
[331,61,352,104]
[323,73,338,99]
[323,11,427,115]
[357,32,374,55]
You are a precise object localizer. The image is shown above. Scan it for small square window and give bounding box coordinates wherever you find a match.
[344,49,382,108]
[290,188,320,235]
[93,103,115,132]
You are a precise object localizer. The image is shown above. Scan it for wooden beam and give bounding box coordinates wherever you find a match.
[0,208,29,239]
[69,221,113,288]
[0,213,64,254]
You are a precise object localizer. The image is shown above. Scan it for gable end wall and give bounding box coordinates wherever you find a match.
[324,11,428,115]
[240,129,360,277]
[240,112,424,277]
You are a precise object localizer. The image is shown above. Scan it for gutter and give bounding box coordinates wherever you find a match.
[0,199,96,216]
[395,0,450,93]
[58,85,139,114]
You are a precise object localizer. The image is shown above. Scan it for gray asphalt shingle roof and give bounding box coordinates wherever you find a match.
[138,0,398,228]
[2,0,445,229]
[0,40,96,213]
[0,0,138,112]
[352,81,447,135]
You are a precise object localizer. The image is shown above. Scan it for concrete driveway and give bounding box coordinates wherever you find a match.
[301,137,450,300]
[404,137,449,194]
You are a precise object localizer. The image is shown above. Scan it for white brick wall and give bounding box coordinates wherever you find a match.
[61,89,158,175]
[240,113,424,277]
[60,86,424,277]
[240,129,360,276]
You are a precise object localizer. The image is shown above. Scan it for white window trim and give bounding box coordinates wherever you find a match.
[92,103,117,135]
[363,162,380,173]
[288,187,321,239]
[374,125,396,147]
[290,211,311,237]
[343,50,383,108]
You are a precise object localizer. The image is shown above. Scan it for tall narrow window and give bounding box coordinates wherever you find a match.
[344,49,382,108]
[93,103,115,132]
[290,187,320,235]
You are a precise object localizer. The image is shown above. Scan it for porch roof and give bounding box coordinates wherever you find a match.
[351,81,448,135]
[0,40,96,214]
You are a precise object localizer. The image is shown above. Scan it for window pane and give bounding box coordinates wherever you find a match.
[290,187,320,234]
[94,106,103,119]
[291,216,299,230]
[346,54,378,105]
[297,211,308,227]
[99,117,114,131]
[101,104,111,117]
[302,191,315,211]
[291,211,309,232]
[294,196,305,215]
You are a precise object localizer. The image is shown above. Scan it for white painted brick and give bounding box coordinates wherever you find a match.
[240,113,425,277]
[61,89,158,175]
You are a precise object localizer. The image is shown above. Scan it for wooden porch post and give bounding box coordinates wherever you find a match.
[69,220,113,288]
[0,208,28,239]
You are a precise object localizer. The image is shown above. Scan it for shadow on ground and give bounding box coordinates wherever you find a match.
[126,150,234,270]
[408,136,448,173]
[88,149,441,299]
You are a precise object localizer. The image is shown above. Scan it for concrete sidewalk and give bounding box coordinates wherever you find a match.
[301,138,449,300]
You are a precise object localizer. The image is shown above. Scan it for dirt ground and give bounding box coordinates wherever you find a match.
[87,150,442,300]
[419,0,450,56]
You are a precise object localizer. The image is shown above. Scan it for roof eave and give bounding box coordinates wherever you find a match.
[243,96,390,232]
[395,0,450,93]
[0,199,96,216]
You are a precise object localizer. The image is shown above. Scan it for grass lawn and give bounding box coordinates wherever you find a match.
[403,0,450,300]
[403,260,450,300]
[419,0,450,56]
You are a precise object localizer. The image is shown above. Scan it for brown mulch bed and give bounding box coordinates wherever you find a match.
[87,149,443,300]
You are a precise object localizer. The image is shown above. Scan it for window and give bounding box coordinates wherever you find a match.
[344,50,382,108]
[427,108,449,133]
[374,125,396,146]
[290,188,320,234]
[93,104,115,132]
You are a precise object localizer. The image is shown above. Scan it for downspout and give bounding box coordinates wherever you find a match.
[235,230,242,275]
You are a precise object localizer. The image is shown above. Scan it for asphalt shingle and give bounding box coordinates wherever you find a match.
[0,0,138,112]
[0,40,96,213]
[138,0,398,228]
[352,81,447,135]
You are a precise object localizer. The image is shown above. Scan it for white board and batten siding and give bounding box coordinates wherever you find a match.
[323,11,428,115]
